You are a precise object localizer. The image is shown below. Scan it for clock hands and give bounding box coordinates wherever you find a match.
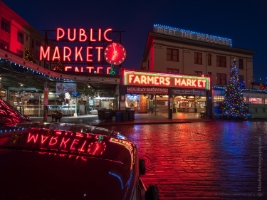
[111,43,118,61]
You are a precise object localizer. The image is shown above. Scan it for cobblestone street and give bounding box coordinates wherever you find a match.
[105,120,267,199]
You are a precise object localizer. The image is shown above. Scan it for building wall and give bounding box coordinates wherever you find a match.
[0,1,47,66]
[151,39,253,88]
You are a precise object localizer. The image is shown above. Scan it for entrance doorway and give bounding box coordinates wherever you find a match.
[172,95,206,119]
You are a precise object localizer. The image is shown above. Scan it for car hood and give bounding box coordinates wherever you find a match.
[0,122,139,200]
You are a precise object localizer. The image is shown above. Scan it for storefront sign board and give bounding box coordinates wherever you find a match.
[56,83,77,94]
[123,70,210,90]
[127,87,168,94]
[172,89,206,96]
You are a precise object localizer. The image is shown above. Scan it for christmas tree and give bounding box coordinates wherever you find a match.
[53,59,64,71]
[221,58,249,119]
[24,48,35,63]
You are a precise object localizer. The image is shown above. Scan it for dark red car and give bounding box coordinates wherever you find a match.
[0,98,159,200]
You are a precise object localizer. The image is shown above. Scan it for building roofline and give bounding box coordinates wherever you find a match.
[0,1,45,38]
[142,32,257,63]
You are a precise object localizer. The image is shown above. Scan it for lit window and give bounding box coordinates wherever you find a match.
[249,98,262,104]
[214,96,224,102]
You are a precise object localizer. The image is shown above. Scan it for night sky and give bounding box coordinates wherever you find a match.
[3,0,267,82]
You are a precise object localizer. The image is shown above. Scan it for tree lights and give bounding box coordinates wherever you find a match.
[221,59,249,119]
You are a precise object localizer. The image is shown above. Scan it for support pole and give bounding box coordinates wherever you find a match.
[74,96,77,117]
[43,82,48,122]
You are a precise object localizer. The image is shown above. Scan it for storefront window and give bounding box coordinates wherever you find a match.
[125,94,140,110]
[173,95,206,113]
[249,98,262,104]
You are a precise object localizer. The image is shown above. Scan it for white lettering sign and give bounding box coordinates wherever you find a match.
[154,24,232,47]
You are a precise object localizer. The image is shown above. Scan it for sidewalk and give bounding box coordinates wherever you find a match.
[29,113,212,126]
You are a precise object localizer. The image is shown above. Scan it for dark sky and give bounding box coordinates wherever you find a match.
[3,0,267,82]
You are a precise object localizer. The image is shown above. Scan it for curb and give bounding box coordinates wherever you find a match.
[90,120,213,126]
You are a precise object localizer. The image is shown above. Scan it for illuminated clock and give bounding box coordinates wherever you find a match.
[104,42,126,65]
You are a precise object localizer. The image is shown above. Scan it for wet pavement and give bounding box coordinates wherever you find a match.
[103,121,267,199]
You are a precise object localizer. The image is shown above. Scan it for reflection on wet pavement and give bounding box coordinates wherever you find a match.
[106,121,267,199]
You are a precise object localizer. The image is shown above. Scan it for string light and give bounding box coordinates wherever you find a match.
[154,24,232,47]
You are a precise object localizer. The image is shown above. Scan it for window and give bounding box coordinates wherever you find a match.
[17,49,23,58]
[1,18,10,33]
[17,31,24,44]
[167,68,179,73]
[194,71,202,75]
[0,40,9,50]
[216,73,227,85]
[249,98,262,104]
[194,52,202,64]
[36,41,41,47]
[208,54,212,66]
[208,72,212,77]
[239,59,244,69]
[31,39,35,48]
[166,48,179,62]
[216,55,226,67]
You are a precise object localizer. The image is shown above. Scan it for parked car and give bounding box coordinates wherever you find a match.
[0,97,159,200]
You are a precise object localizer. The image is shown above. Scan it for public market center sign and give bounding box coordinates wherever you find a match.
[39,28,126,74]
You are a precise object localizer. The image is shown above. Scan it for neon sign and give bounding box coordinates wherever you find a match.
[64,66,111,74]
[39,28,127,74]
[104,43,126,65]
[123,70,210,90]
[26,129,107,156]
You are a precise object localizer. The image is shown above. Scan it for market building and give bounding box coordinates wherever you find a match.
[119,69,211,119]
[140,24,267,118]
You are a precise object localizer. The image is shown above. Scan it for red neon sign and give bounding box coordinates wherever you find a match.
[39,27,125,74]
[104,43,126,65]
[56,28,112,42]
[64,66,111,74]
[27,131,107,156]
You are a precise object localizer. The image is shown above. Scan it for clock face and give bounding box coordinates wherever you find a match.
[104,42,126,65]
